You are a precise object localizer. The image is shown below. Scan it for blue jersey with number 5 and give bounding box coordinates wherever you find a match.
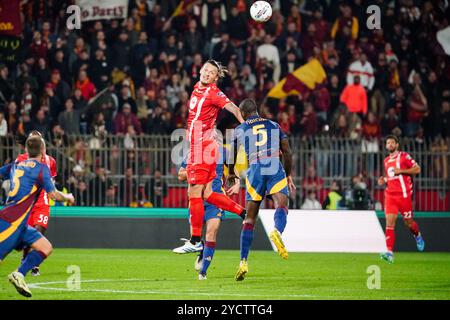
[233,115,287,165]
[0,160,55,209]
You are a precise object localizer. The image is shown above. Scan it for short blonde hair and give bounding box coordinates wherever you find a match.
[205,59,228,78]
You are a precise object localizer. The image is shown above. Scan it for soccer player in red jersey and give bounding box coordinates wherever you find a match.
[173,59,246,254]
[378,135,425,263]
[16,131,57,276]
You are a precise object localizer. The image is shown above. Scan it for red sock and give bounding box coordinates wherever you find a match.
[206,192,244,215]
[407,220,420,237]
[385,227,395,252]
[189,198,205,237]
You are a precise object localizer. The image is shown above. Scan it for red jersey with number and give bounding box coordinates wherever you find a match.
[186,82,230,164]
[383,151,417,198]
[16,153,57,212]
[187,82,230,143]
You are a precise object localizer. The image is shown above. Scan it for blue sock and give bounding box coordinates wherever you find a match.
[18,250,46,276]
[240,223,254,260]
[274,206,288,233]
[200,241,216,275]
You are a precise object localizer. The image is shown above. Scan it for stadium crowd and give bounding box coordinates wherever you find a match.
[0,0,449,207]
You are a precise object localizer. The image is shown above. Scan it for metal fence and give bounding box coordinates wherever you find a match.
[1,134,449,211]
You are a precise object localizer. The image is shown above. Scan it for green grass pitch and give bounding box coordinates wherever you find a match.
[1,249,449,300]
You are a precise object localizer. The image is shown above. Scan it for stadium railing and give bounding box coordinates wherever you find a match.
[0,134,449,211]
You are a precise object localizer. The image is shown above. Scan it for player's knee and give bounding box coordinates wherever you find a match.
[205,230,217,242]
[40,239,53,257]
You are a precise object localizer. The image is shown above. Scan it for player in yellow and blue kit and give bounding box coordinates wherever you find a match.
[176,145,241,280]
[0,136,74,297]
[227,99,296,281]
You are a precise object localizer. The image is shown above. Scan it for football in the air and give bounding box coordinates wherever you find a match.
[250,1,273,23]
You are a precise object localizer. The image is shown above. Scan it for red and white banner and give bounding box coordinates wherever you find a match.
[76,0,129,22]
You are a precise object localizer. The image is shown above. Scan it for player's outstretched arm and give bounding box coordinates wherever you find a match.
[48,190,75,205]
[226,138,240,188]
[224,103,245,124]
[280,138,296,193]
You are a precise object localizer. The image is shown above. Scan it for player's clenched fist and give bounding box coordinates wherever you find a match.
[178,167,187,182]
[378,176,386,186]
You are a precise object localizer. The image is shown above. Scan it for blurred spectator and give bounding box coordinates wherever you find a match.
[120,167,137,207]
[0,65,14,110]
[313,86,330,123]
[89,49,111,91]
[257,35,281,83]
[72,50,90,84]
[113,30,132,72]
[75,70,97,101]
[31,109,50,137]
[240,65,257,92]
[406,73,428,137]
[380,108,400,136]
[301,191,322,210]
[130,183,153,208]
[302,165,324,200]
[322,180,344,210]
[58,98,85,135]
[212,33,236,67]
[299,101,318,137]
[183,19,204,58]
[346,53,375,91]
[74,180,90,207]
[345,174,370,210]
[5,101,19,134]
[0,112,7,136]
[104,184,118,207]
[227,6,249,42]
[114,103,142,135]
[118,84,137,114]
[90,166,111,206]
[435,100,450,138]
[371,53,389,119]
[68,139,93,171]
[340,75,368,115]
[29,31,48,64]
[147,168,168,208]
[328,74,342,118]
[331,113,350,138]
[362,112,381,141]
[331,4,359,41]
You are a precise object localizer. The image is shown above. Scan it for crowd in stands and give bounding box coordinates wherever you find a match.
[1,0,449,207]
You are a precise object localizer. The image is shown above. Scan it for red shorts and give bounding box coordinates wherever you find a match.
[186,163,217,185]
[384,194,413,219]
[27,206,50,229]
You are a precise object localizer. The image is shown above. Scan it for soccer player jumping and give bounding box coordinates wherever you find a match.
[378,135,425,263]
[227,99,296,281]
[173,59,246,254]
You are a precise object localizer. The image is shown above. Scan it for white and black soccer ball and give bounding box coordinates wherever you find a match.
[250,1,273,23]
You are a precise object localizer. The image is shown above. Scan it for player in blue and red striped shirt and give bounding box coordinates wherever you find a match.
[0,136,74,297]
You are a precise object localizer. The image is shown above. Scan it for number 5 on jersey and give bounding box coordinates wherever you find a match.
[253,124,268,147]
[8,169,25,197]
